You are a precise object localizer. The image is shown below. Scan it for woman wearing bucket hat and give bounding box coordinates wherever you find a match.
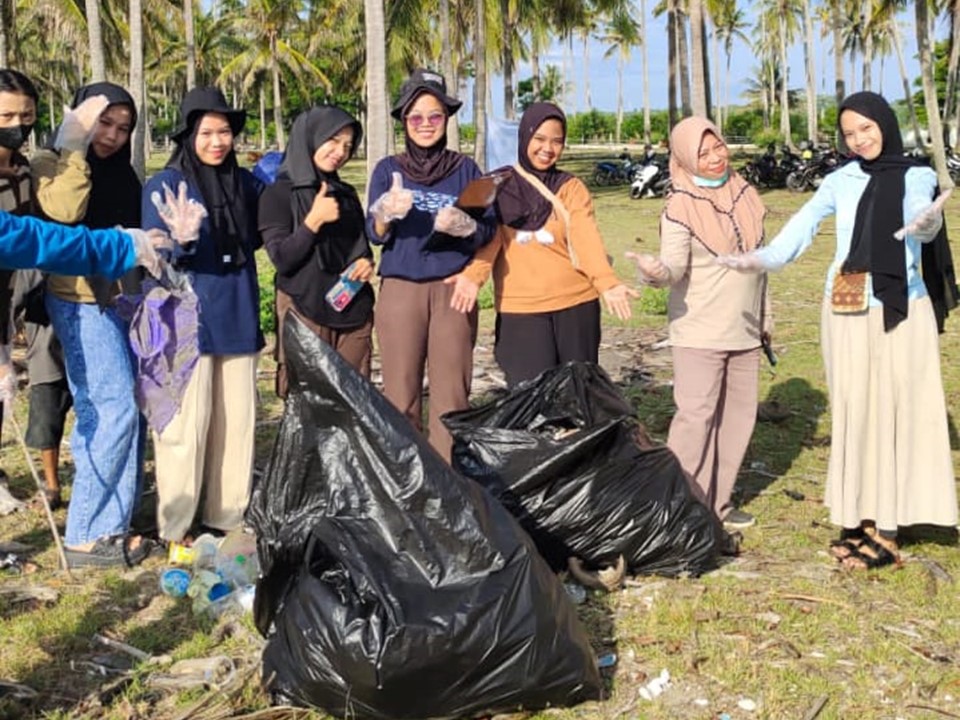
[366,68,496,462]
[259,105,374,392]
[141,87,264,543]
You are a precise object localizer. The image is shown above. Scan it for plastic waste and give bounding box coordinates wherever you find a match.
[215,529,259,586]
[638,668,671,700]
[246,314,602,719]
[191,533,221,570]
[167,542,195,565]
[186,569,231,615]
[159,567,191,598]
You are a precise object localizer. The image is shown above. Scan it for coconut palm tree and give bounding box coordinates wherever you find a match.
[475,0,487,168]
[689,0,709,116]
[129,0,145,178]
[600,5,641,142]
[713,0,749,133]
[364,0,388,180]
[913,0,952,186]
[184,0,196,90]
[85,0,106,81]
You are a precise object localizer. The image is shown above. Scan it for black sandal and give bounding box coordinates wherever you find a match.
[830,534,900,570]
[65,535,153,569]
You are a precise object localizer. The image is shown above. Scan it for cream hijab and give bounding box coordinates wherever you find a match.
[663,116,765,254]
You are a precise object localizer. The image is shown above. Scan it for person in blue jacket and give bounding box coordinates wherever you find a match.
[141,87,263,543]
[366,69,495,462]
[721,91,957,570]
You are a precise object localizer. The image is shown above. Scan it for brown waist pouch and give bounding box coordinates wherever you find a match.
[831,270,869,314]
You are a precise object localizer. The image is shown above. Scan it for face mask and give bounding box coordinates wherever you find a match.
[0,124,33,151]
[693,170,729,188]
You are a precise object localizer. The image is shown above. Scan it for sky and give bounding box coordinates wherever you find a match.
[458,4,953,120]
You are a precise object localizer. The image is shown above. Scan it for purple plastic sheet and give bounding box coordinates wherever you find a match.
[117,282,200,434]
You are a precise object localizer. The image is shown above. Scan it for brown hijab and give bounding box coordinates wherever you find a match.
[663,116,765,255]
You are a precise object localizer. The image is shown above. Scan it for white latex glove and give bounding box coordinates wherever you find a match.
[624,251,670,286]
[716,252,768,273]
[150,181,209,244]
[369,172,414,225]
[124,227,172,278]
[434,206,477,237]
[55,95,110,153]
[894,188,951,242]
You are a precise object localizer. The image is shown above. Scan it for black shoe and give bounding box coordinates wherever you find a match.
[65,536,153,568]
[722,508,756,530]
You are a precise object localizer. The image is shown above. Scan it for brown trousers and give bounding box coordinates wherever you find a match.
[375,277,478,462]
[274,289,372,398]
[667,346,760,519]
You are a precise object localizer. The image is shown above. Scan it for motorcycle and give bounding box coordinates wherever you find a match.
[784,147,841,192]
[740,145,803,190]
[947,148,960,184]
[594,153,637,186]
[630,157,671,198]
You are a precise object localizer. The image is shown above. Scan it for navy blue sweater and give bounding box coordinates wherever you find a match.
[365,156,496,281]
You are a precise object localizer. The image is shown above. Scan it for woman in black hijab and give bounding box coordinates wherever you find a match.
[37,81,152,565]
[141,87,263,544]
[259,105,374,393]
[724,91,958,569]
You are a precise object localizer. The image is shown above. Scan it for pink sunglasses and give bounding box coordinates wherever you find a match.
[406,112,446,128]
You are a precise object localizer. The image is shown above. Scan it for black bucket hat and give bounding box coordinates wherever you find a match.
[390,68,462,120]
[171,86,246,142]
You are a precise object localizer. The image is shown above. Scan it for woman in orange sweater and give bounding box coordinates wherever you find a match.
[446,102,637,386]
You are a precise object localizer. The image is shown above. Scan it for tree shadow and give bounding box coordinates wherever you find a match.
[736,376,828,508]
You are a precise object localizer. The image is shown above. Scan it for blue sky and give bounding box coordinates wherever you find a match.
[462,4,952,119]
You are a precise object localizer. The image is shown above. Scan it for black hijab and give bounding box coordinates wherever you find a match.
[277,105,362,226]
[393,89,464,186]
[494,102,574,230]
[167,87,248,269]
[71,82,141,229]
[839,91,918,331]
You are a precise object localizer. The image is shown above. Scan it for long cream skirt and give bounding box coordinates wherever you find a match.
[820,296,957,531]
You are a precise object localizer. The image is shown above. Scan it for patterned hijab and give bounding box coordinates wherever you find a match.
[663,116,765,255]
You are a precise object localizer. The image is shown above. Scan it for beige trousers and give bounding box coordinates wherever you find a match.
[667,346,760,519]
[154,353,258,541]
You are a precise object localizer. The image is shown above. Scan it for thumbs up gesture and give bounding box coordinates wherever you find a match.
[370,171,415,225]
[304,181,340,232]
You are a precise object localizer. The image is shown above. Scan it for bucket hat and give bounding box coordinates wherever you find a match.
[171,86,246,141]
[390,69,462,120]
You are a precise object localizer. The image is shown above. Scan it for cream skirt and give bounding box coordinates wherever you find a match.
[820,296,958,531]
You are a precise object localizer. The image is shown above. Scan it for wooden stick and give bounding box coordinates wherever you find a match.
[778,593,851,608]
[7,412,71,577]
[802,695,829,720]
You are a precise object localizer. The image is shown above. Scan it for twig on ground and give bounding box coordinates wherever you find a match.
[778,593,851,608]
[93,633,151,662]
[802,695,828,720]
[903,705,960,719]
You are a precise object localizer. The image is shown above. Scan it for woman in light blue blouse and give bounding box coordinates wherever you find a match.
[722,92,957,570]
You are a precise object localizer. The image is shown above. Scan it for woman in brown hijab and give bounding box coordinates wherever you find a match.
[633,116,768,530]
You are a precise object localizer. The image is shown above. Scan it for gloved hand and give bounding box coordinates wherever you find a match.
[369,172,414,225]
[124,227,172,278]
[150,181,209,244]
[624,251,670,285]
[716,252,768,273]
[434,205,477,237]
[894,188,951,242]
[55,94,110,153]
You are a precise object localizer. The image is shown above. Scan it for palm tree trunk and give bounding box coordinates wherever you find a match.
[583,34,593,111]
[667,1,678,129]
[85,0,107,81]
[259,84,267,150]
[711,14,721,131]
[778,12,791,145]
[365,0,389,183]
[532,33,541,99]
[474,0,487,169]
[270,38,285,151]
[688,0,707,116]
[129,0,146,180]
[832,0,844,110]
[677,9,692,115]
[0,0,10,67]
[915,0,952,187]
[803,0,816,143]
[889,23,921,146]
[500,0,515,120]
[862,21,873,91]
[440,0,460,150]
[700,11,712,118]
[761,13,770,128]
[184,0,197,90]
[616,52,624,143]
[641,0,651,142]
[942,3,959,149]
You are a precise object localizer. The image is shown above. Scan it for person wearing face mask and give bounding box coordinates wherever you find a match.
[445,102,638,387]
[630,117,769,532]
[141,87,263,544]
[366,69,496,462]
[259,106,374,392]
[721,92,958,570]
[31,84,145,559]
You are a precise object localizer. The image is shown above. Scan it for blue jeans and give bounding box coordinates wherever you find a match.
[46,295,143,546]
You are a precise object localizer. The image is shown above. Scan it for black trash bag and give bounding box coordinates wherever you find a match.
[246,315,602,720]
[443,362,722,577]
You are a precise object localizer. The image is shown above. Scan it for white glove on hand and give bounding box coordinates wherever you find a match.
[434,206,477,237]
[716,252,768,273]
[370,172,414,225]
[624,251,670,286]
[894,188,951,242]
[55,95,110,153]
[150,181,208,244]
[125,227,172,278]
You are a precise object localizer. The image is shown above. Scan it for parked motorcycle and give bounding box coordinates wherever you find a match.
[740,144,803,190]
[784,147,841,192]
[947,148,960,184]
[630,157,671,198]
[594,152,638,186]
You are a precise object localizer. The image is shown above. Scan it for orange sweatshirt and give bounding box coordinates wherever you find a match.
[461,177,621,313]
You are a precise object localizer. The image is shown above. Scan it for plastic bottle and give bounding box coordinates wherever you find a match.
[190,533,221,571]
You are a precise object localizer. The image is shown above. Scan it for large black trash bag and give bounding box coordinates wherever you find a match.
[245,315,602,720]
[443,362,722,577]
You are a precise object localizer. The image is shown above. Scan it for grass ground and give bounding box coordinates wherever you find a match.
[1,149,959,719]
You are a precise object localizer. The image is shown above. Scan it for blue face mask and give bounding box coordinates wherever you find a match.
[693,170,729,188]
